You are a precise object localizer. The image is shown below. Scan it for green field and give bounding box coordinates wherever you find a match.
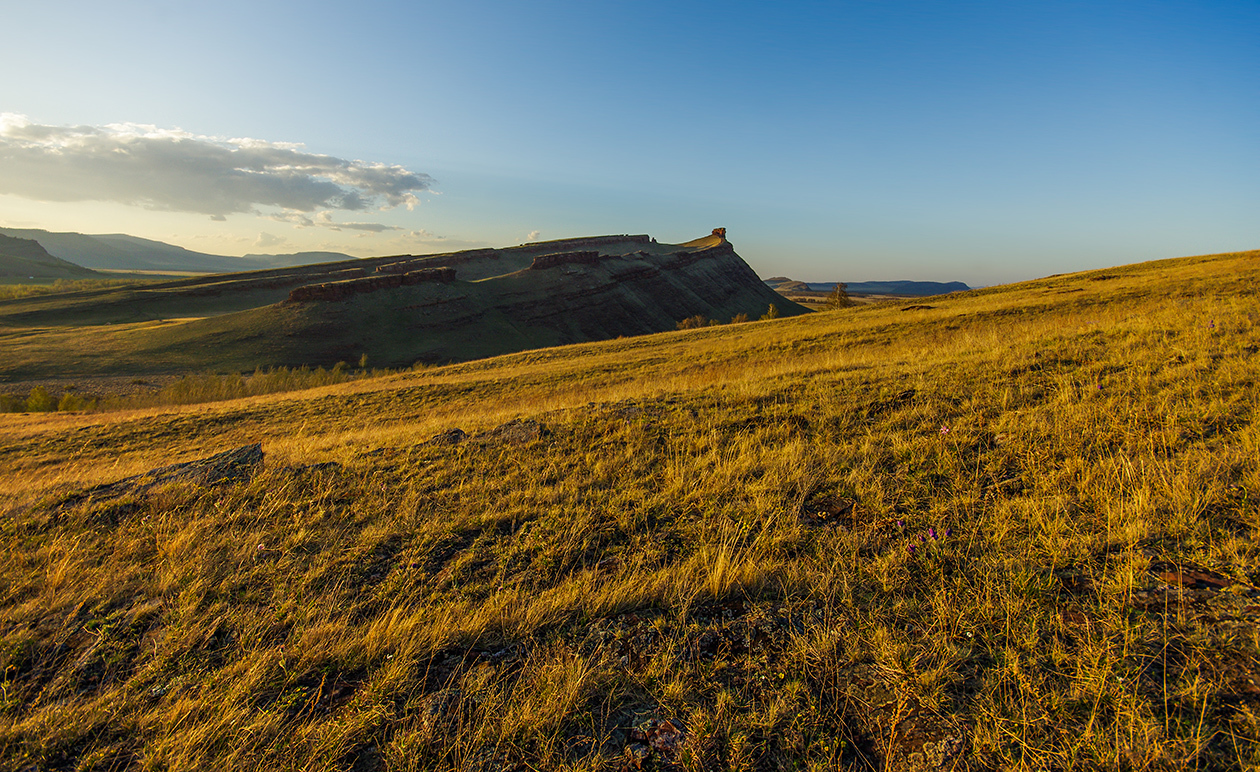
[1,248,1257,770]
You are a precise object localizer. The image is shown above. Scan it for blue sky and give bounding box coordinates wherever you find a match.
[1,0,1257,285]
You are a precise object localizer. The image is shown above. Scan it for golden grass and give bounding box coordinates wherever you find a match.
[0,249,1258,770]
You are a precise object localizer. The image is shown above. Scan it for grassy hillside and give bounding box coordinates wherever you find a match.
[0,234,101,281]
[1,248,1257,770]
[0,235,803,379]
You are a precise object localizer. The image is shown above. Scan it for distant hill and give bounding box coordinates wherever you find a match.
[0,232,806,377]
[0,228,353,274]
[765,278,970,296]
[0,234,101,279]
[241,251,360,265]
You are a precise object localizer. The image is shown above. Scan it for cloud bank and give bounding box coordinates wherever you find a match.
[0,114,434,218]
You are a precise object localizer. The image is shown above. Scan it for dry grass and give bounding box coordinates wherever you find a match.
[1,250,1258,770]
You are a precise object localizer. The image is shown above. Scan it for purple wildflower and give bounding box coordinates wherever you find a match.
[928,527,937,540]
[944,528,953,538]
[897,520,905,529]
[919,534,926,542]
[907,545,916,555]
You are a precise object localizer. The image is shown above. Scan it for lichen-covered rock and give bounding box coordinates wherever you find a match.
[56,443,264,510]
[472,419,547,446]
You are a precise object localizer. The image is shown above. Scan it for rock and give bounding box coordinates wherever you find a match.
[629,718,686,755]
[57,443,264,509]
[1150,561,1232,590]
[648,720,684,752]
[425,428,468,446]
[473,419,547,446]
[799,496,856,527]
[158,443,263,487]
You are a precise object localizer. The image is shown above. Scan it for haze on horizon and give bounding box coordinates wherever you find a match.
[1,0,1257,287]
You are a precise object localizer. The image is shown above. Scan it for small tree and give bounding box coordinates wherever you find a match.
[730,313,750,324]
[760,303,781,321]
[824,282,854,309]
[676,315,708,330]
[26,386,55,412]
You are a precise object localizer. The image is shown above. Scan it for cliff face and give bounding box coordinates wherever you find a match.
[485,240,789,345]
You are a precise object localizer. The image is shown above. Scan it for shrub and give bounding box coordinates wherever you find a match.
[56,393,94,412]
[824,283,855,309]
[730,313,750,324]
[678,315,722,330]
[760,304,781,321]
[25,386,55,412]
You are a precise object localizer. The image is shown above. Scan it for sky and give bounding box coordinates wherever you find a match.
[1,0,1257,286]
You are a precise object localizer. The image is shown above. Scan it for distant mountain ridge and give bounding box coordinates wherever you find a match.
[0,228,354,273]
[0,234,101,279]
[765,277,970,296]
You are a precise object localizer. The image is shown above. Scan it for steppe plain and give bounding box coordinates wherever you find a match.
[1,246,1258,770]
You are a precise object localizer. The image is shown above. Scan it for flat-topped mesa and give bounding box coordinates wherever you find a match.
[287,266,456,302]
[516,234,651,251]
[529,251,601,270]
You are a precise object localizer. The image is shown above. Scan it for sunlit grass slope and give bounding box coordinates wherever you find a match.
[1,249,1258,770]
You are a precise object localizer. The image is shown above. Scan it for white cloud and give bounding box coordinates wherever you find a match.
[0,113,434,217]
[335,222,404,233]
[268,212,316,227]
[255,232,286,248]
[526,230,541,241]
